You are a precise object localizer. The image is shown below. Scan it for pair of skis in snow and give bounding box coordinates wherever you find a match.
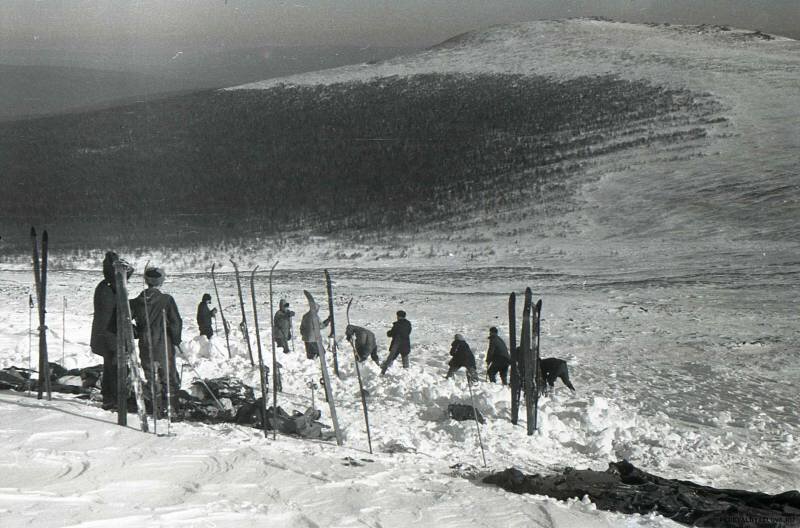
[509,287,543,435]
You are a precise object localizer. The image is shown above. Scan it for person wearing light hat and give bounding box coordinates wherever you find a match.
[446,333,478,383]
[130,266,183,417]
[196,293,217,339]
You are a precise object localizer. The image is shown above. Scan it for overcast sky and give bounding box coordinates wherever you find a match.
[1,0,798,52]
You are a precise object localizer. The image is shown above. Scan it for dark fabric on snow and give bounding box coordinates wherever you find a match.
[448,403,485,424]
[484,461,800,528]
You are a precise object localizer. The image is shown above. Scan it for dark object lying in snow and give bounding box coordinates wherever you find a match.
[1,364,102,394]
[483,460,800,528]
[235,399,335,440]
[448,403,484,424]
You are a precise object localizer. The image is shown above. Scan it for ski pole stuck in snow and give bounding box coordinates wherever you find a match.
[466,374,487,468]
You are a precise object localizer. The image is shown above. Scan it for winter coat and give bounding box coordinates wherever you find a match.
[387,318,412,355]
[449,338,476,370]
[273,303,295,342]
[130,288,183,365]
[90,278,117,356]
[345,324,377,361]
[196,301,216,336]
[486,334,510,366]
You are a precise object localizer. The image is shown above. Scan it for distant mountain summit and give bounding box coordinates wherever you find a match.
[0,19,797,269]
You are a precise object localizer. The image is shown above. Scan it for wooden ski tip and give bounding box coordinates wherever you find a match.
[303,290,315,304]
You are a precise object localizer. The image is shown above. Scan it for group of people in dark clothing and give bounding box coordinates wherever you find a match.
[90,252,183,414]
[90,251,572,413]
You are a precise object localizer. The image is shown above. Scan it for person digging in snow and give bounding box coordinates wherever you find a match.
[446,333,478,383]
[485,326,511,385]
[273,299,295,353]
[380,310,412,375]
[196,293,217,340]
[130,267,183,418]
[345,324,380,365]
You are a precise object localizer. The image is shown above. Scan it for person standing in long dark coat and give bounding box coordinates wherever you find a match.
[90,251,133,410]
[196,293,217,339]
[380,310,412,375]
[130,267,183,416]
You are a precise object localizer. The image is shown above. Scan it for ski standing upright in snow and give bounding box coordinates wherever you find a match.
[521,287,535,435]
[267,261,280,439]
[211,263,232,359]
[532,298,543,431]
[249,265,271,439]
[114,260,149,433]
[304,289,343,446]
[142,262,158,434]
[30,227,51,400]
[509,292,520,425]
[324,270,340,378]
[346,298,373,454]
[230,259,255,366]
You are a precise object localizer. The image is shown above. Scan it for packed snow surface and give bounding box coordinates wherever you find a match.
[2,18,799,528]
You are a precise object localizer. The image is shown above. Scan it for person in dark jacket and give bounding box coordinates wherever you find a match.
[485,326,511,385]
[196,293,217,339]
[90,251,133,410]
[446,333,477,382]
[345,324,380,365]
[273,299,295,353]
[380,310,412,375]
[130,267,183,416]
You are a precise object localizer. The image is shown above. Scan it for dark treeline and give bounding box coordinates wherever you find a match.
[0,73,723,249]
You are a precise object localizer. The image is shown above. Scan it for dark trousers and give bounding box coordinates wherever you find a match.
[304,341,320,360]
[357,345,381,365]
[142,349,179,415]
[276,337,290,353]
[101,350,118,404]
[488,361,510,385]
[380,343,408,373]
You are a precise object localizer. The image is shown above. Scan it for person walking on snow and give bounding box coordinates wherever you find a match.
[446,333,478,382]
[196,293,217,339]
[130,267,183,417]
[345,324,380,365]
[90,251,133,410]
[300,298,329,360]
[485,326,511,385]
[380,310,412,375]
[273,299,295,353]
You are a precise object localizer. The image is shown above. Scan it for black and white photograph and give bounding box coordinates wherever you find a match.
[1,1,798,526]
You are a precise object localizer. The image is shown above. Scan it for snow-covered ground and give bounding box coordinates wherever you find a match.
[2,18,799,528]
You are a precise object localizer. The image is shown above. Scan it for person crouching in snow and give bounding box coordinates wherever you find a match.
[300,298,329,360]
[446,334,478,382]
[345,324,380,365]
[273,299,295,353]
[196,293,217,339]
[485,326,511,385]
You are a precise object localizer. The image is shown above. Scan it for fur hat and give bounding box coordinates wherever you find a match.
[396,310,406,318]
[279,298,289,309]
[489,326,499,335]
[202,293,212,302]
[144,267,165,287]
[454,333,465,341]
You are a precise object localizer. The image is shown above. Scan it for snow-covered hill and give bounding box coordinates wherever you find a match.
[1,18,798,528]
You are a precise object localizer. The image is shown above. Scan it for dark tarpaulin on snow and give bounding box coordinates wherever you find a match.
[483,460,800,528]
